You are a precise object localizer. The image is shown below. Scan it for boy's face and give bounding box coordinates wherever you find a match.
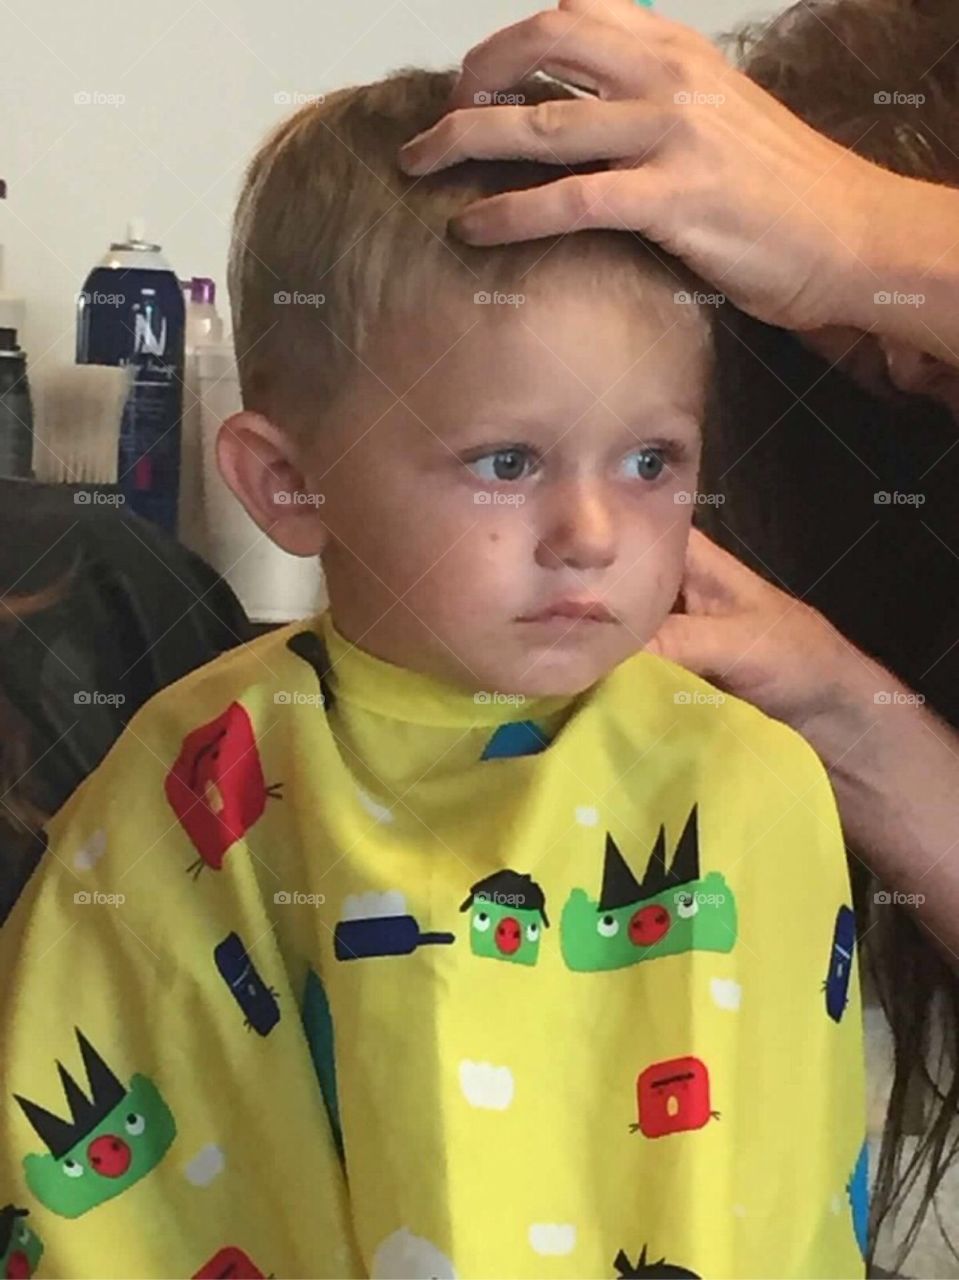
[308,282,706,696]
[229,281,707,697]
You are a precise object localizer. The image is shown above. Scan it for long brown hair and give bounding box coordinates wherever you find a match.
[0,581,64,835]
[709,0,959,1266]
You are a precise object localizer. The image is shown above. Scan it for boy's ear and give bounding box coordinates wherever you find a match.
[216,411,328,557]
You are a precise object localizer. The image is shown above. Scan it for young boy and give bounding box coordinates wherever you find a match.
[0,70,867,1280]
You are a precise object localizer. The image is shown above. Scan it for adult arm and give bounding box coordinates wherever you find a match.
[647,529,959,960]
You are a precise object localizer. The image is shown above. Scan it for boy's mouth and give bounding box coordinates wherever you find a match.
[518,599,615,624]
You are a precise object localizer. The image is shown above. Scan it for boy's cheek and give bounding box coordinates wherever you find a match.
[622,519,688,591]
[398,506,533,581]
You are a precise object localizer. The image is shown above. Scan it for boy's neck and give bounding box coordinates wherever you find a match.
[318,608,581,728]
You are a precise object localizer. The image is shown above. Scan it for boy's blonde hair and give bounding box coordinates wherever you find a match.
[228,68,708,440]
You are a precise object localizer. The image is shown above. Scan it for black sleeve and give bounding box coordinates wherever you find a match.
[0,481,255,917]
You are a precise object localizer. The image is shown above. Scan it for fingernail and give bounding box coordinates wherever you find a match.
[449,212,480,241]
[399,145,422,175]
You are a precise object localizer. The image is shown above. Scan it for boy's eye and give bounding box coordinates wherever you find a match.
[469,449,531,483]
[622,447,666,482]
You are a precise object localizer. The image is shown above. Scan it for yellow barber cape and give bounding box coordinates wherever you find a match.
[0,611,867,1280]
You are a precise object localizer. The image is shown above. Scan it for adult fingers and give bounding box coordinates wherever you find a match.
[680,528,771,611]
[446,166,670,244]
[399,98,669,174]
[644,612,741,683]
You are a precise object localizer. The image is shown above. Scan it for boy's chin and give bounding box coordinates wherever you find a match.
[487,653,629,700]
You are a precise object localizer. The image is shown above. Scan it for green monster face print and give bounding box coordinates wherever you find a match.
[0,1205,43,1278]
[560,806,737,973]
[460,870,549,966]
[14,1029,177,1219]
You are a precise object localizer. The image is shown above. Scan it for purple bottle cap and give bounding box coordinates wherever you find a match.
[190,276,216,305]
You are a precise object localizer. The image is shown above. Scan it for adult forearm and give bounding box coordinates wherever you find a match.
[841,177,959,368]
[804,655,959,956]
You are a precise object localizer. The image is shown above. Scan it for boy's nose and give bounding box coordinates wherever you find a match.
[535,486,616,571]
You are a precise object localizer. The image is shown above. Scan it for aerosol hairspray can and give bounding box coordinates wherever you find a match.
[76,218,185,532]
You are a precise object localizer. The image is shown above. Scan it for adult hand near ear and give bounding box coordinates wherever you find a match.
[649,529,959,957]
[645,528,859,745]
[398,0,958,348]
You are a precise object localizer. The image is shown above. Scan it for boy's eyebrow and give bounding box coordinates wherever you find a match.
[423,408,703,441]
[623,409,704,437]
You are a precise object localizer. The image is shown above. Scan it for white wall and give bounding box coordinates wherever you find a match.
[2,0,776,397]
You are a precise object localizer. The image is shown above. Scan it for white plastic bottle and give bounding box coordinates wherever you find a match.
[178,277,225,556]
[184,277,224,347]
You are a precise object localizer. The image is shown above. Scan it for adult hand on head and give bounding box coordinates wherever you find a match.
[396,0,920,335]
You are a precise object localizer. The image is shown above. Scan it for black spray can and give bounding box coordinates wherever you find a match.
[76,220,185,531]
